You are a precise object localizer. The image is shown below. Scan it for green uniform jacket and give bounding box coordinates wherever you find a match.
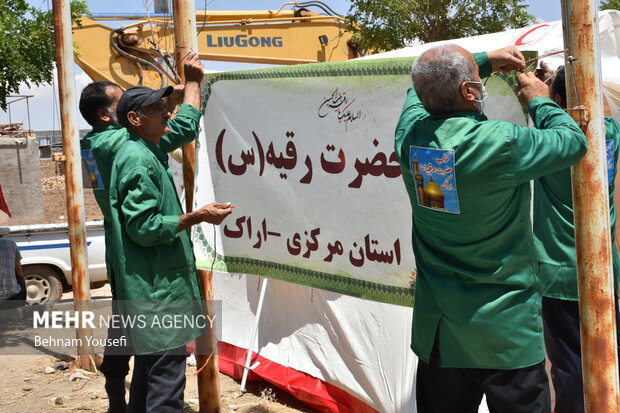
[394,53,588,369]
[109,134,203,354]
[80,104,201,290]
[534,117,620,300]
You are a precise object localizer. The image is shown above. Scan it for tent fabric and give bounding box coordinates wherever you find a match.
[214,272,418,413]
[358,10,620,117]
[358,9,616,66]
[219,341,378,413]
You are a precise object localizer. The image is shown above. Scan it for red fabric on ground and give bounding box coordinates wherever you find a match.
[218,341,378,413]
[0,185,11,217]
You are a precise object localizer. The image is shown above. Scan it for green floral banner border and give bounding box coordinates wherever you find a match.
[202,52,537,104]
[203,57,416,104]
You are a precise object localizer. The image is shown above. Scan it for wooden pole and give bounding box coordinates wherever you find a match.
[196,269,222,413]
[172,0,198,213]
[171,1,222,411]
[52,0,95,371]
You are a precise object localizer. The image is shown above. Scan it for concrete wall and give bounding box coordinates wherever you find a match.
[0,132,44,225]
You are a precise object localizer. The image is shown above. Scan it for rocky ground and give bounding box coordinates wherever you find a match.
[0,352,316,413]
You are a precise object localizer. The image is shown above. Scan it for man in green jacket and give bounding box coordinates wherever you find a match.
[395,45,588,413]
[534,65,620,413]
[109,85,233,413]
[79,53,206,413]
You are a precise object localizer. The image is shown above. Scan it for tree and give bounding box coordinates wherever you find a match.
[601,0,620,10]
[0,0,88,111]
[346,0,534,52]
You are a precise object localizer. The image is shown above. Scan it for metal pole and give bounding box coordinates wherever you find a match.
[240,277,268,392]
[52,0,95,371]
[170,1,222,410]
[561,1,620,411]
[26,97,31,131]
[172,0,198,213]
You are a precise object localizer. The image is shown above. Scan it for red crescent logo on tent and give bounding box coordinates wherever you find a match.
[514,24,550,46]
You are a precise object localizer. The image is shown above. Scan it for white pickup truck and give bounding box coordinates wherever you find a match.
[3,221,108,304]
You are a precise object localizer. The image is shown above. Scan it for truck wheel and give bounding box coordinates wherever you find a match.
[90,281,107,290]
[23,266,63,305]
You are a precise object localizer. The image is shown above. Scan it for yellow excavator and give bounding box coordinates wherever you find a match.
[72,1,360,89]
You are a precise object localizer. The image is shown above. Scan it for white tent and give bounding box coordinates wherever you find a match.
[205,11,620,413]
[360,10,620,118]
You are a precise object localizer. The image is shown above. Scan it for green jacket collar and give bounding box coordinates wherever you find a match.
[129,133,169,166]
[429,110,488,122]
[91,124,122,133]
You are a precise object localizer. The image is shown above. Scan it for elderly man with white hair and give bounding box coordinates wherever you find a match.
[394,45,588,413]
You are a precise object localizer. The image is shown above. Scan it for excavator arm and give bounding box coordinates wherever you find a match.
[72,2,360,89]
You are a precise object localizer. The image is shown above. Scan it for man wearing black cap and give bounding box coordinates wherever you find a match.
[79,54,205,413]
[108,72,234,412]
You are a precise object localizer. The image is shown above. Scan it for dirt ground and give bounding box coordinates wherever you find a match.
[0,352,316,413]
[0,350,316,413]
[0,356,314,413]
[40,159,104,223]
[0,161,316,412]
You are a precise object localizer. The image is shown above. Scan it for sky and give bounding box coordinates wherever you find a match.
[1,0,603,131]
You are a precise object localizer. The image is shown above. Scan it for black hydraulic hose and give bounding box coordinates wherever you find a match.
[109,27,165,88]
[296,1,343,17]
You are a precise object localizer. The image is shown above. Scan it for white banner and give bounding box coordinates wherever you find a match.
[193,59,527,305]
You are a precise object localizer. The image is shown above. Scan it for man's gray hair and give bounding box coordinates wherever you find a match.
[411,44,475,115]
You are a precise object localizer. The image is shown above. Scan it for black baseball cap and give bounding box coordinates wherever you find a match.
[116,85,173,127]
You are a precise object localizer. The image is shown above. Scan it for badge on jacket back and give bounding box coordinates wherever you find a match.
[607,140,615,187]
[410,146,460,214]
[81,149,104,190]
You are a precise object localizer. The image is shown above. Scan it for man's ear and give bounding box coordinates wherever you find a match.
[460,82,477,102]
[96,107,112,123]
[127,111,141,127]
